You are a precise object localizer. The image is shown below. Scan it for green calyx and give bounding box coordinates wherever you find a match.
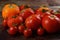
[42,9,48,13]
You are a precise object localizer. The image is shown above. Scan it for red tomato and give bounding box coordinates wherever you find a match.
[24,29,32,37]
[25,14,41,30]
[50,10,54,14]
[37,28,44,36]
[19,5,25,10]
[42,15,60,33]
[36,8,51,19]
[18,25,25,34]
[56,14,60,18]
[2,19,7,27]
[7,27,17,35]
[19,8,34,21]
[7,16,23,27]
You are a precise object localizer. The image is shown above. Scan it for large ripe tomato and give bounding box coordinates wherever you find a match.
[7,27,17,35]
[18,25,25,34]
[24,29,32,37]
[7,16,23,27]
[19,8,34,21]
[25,14,41,30]
[42,15,60,33]
[2,4,20,19]
[37,28,44,36]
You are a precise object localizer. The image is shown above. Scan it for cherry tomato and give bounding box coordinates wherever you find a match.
[56,14,60,18]
[2,19,7,27]
[7,16,23,27]
[7,27,17,35]
[19,5,25,10]
[25,14,41,30]
[37,28,44,36]
[24,29,32,37]
[42,15,60,33]
[18,25,25,34]
[20,8,34,21]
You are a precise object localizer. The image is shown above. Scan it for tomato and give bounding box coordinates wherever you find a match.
[2,19,7,27]
[37,28,44,36]
[18,25,25,34]
[2,4,20,19]
[50,10,54,14]
[56,14,60,18]
[19,4,30,11]
[19,8,34,21]
[19,5,25,10]
[7,16,23,27]
[25,14,41,30]
[24,29,32,37]
[7,27,17,35]
[42,15,60,33]
[36,6,51,19]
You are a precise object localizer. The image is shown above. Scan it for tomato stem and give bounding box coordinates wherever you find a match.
[42,9,48,13]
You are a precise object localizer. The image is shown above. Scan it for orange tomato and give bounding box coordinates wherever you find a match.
[2,4,20,19]
[36,6,50,14]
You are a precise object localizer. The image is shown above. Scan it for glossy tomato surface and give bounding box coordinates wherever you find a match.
[7,16,23,27]
[42,15,60,33]
[24,29,32,37]
[7,27,17,35]
[25,14,41,30]
[37,28,44,36]
[20,8,34,20]
[18,25,25,34]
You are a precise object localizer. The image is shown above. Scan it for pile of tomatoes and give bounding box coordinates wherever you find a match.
[2,4,60,37]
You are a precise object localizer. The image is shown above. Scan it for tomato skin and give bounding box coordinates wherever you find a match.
[18,25,25,34]
[25,14,41,30]
[42,15,60,33]
[20,8,34,20]
[2,19,7,27]
[55,14,60,18]
[7,16,23,27]
[19,5,25,11]
[7,27,17,35]
[36,11,50,19]
[24,29,32,37]
[37,28,44,36]
[2,4,20,19]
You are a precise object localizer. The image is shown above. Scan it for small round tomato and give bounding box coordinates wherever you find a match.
[53,12,60,18]
[2,19,7,27]
[19,8,34,21]
[19,5,25,10]
[25,14,41,30]
[18,25,25,34]
[37,28,44,36]
[7,16,23,27]
[19,4,30,11]
[7,27,17,35]
[24,29,32,37]
[42,15,60,33]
